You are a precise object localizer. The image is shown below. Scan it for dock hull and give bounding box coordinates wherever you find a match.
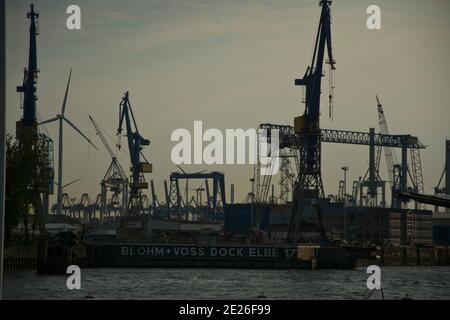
[88,244,359,270]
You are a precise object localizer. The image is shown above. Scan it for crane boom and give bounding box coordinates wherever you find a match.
[376,95,397,187]
[376,95,425,209]
[89,115,116,160]
[89,115,127,179]
[296,0,335,119]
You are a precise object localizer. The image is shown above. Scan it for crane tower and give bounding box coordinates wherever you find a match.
[117,92,152,216]
[287,0,336,242]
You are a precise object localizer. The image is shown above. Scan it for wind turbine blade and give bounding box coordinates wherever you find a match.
[63,116,99,150]
[36,110,50,136]
[176,165,186,174]
[63,178,82,189]
[61,69,72,115]
[38,116,59,126]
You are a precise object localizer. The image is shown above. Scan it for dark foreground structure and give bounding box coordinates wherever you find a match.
[5,242,449,273]
[86,243,450,270]
[88,243,362,270]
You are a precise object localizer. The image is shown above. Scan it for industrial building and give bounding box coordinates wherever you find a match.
[433,212,450,245]
[224,202,433,246]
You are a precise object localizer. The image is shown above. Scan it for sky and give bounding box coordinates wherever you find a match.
[5,0,450,206]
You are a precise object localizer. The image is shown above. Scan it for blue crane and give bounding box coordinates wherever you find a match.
[117,91,152,214]
[16,4,39,129]
[288,0,336,242]
[295,1,335,122]
[15,4,55,227]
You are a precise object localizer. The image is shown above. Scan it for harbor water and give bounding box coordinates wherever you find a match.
[3,266,450,300]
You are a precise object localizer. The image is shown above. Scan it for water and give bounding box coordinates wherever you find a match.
[3,267,450,300]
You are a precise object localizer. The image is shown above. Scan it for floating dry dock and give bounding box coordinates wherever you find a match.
[88,244,366,269]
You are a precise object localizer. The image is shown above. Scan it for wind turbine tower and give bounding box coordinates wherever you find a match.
[39,70,98,216]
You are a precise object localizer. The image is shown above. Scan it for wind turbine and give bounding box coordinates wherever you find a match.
[39,70,98,216]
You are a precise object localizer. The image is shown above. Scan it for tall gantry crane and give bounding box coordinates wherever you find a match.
[287,0,336,242]
[117,92,152,216]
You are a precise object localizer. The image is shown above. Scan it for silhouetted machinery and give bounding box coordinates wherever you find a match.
[90,115,128,219]
[16,4,54,231]
[288,0,335,242]
[117,91,152,216]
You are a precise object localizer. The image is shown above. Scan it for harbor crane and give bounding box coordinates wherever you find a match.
[117,91,152,215]
[376,95,397,186]
[16,4,54,231]
[17,4,39,130]
[89,115,128,219]
[376,95,425,209]
[287,0,336,242]
[16,4,54,230]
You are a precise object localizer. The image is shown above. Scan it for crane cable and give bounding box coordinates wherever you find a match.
[328,62,335,121]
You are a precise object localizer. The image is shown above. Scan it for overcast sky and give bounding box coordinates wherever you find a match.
[6,0,450,206]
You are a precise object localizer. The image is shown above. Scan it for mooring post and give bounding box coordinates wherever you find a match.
[36,235,49,274]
